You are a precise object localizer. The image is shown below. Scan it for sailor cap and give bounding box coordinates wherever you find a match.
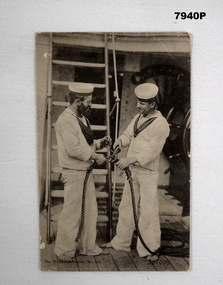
[134,83,159,101]
[69,82,94,94]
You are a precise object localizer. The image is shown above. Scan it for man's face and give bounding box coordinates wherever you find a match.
[78,95,92,116]
[136,99,154,116]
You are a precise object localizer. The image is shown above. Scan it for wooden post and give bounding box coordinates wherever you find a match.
[45,33,53,243]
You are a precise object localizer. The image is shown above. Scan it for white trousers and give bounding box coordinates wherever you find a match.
[111,165,161,257]
[54,169,102,257]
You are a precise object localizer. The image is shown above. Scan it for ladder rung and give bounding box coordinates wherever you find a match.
[51,190,108,199]
[96,192,109,199]
[97,215,109,223]
[52,101,106,109]
[93,169,108,175]
[51,190,63,197]
[92,125,107,131]
[52,145,108,153]
[52,167,108,175]
[52,123,107,131]
[52,60,105,68]
[95,185,105,191]
[112,217,119,221]
[52,80,106,89]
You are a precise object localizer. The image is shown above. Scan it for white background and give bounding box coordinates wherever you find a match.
[0,0,223,284]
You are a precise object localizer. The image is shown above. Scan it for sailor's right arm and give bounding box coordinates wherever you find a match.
[113,117,135,149]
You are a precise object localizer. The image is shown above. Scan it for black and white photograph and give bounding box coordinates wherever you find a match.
[37,32,190,271]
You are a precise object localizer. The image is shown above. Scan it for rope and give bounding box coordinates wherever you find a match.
[74,159,189,257]
[112,34,120,141]
[124,167,189,257]
[112,166,118,209]
[111,34,121,210]
[124,168,159,255]
[75,164,94,242]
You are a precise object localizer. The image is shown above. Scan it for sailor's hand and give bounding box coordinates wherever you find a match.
[100,136,112,148]
[95,154,107,165]
[113,138,122,150]
[116,158,130,170]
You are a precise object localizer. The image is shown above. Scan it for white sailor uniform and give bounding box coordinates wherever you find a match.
[110,110,170,257]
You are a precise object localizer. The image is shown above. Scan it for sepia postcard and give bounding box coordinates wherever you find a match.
[36,32,190,272]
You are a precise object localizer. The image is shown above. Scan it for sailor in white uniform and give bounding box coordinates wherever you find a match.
[54,82,111,261]
[104,83,170,261]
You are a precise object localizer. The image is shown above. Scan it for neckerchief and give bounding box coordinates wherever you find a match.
[133,115,157,137]
[76,116,94,145]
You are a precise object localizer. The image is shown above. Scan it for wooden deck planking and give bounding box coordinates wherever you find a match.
[76,255,99,271]
[165,254,189,271]
[94,254,117,271]
[152,255,175,271]
[40,218,190,271]
[97,227,136,271]
[172,215,190,263]
[40,242,59,271]
[127,250,157,271]
[40,185,190,272]
[158,189,183,216]
[94,226,118,271]
[172,215,190,232]
[160,216,189,271]
[109,248,138,271]
[40,211,59,271]
[57,257,79,271]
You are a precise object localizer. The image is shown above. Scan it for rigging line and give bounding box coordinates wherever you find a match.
[110,101,117,116]
[112,34,121,209]
[112,34,119,99]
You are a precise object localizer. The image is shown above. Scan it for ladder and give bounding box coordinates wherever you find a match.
[45,33,112,243]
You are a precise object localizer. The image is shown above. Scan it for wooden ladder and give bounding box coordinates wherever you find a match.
[45,33,112,243]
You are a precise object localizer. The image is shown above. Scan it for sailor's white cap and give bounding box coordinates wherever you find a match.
[69,82,94,94]
[134,83,159,101]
